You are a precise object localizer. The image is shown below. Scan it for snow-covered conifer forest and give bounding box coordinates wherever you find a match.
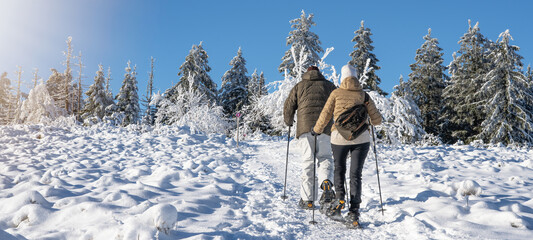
[0,10,532,239]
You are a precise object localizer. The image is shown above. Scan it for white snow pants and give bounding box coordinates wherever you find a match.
[298,132,333,201]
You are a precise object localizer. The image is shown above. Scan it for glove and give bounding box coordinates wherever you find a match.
[285,119,295,127]
[310,128,320,136]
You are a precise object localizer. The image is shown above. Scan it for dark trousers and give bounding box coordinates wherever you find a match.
[331,142,370,211]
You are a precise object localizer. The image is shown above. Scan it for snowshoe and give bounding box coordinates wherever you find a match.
[345,220,362,229]
[326,199,345,221]
[344,211,362,229]
[319,180,335,214]
[298,198,314,210]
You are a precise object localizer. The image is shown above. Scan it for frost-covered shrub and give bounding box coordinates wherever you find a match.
[155,77,229,135]
[45,115,80,128]
[446,180,482,206]
[238,95,276,138]
[121,204,177,239]
[453,140,465,146]
[177,102,228,135]
[458,180,482,197]
[469,139,486,148]
[368,91,393,144]
[258,72,298,136]
[507,142,530,150]
[416,133,443,146]
[369,89,426,145]
[15,83,66,124]
[103,108,125,127]
[83,116,101,126]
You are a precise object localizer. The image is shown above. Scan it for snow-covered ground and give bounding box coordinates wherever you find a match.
[0,125,532,239]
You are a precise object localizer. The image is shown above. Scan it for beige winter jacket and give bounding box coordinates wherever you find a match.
[313,76,382,137]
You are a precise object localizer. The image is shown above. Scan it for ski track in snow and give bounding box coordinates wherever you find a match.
[0,125,532,239]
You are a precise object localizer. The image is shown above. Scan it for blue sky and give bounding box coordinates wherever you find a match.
[1,0,532,98]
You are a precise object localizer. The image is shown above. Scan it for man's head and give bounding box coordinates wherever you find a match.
[307,66,319,72]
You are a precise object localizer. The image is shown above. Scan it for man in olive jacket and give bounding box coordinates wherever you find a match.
[283,66,337,210]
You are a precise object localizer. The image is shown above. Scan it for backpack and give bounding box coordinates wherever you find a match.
[335,92,370,140]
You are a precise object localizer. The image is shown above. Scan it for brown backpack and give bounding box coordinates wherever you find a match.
[335,92,369,140]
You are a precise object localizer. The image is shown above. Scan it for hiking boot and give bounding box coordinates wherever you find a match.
[298,198,314,210]
[326,199,345,221]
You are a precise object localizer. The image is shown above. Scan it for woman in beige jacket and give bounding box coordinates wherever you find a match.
[312,64,382,223]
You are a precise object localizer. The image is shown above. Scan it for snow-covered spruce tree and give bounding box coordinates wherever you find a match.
[349,20,387,96]
[247,69,260,104]
[46,68,65,107]
[475,30,533,146]
[44,38,80,116]
[240,95,275,138]
[81,64,114,123]
[15,83,66,124]
[258,72,267,96]
[247,69,268,102]
[155,74,228,134]
[219,47,250,117]
[408,28,448,136]
[440,21,491,143]
[142,57,156,125]
[0,72,15,124]
[102,66,119,120]
[279,10,323,78]
[176,42,217,103]
[389,75,426,144]
[115,61,140,126]
[157,43,217,125]
[241,69,272,136]
[0,73,10,108]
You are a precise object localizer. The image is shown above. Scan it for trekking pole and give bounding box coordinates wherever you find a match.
[370,125,385,216]
[309,134,318,225]
[281,126,291,200]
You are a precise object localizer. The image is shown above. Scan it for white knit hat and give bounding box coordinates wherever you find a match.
[341,64,358,80]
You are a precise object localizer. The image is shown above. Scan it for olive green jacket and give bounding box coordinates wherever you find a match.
[283,70,337,138]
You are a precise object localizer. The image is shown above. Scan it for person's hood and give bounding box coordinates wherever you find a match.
[340,76,363,91]
[302,69,326,81]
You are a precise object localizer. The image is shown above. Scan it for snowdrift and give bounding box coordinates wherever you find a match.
[0,124,532,239]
